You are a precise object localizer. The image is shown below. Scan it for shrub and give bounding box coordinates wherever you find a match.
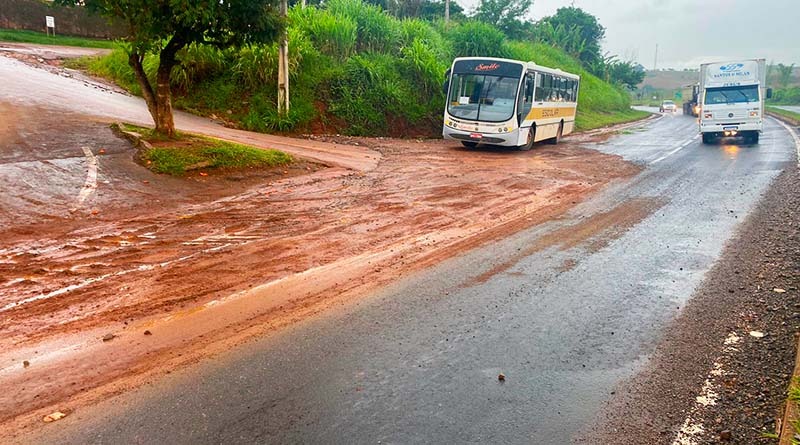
[446,21,509,58]
[172,44,228,91]
[400,18,452,61]
[401,38,447,96]
[325,0,401,54]
[294,6,357,58]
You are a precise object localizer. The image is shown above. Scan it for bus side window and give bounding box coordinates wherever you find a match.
[540,74,552,102]
[534,73,544,102]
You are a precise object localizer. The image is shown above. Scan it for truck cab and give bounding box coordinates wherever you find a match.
[698,60,770,145]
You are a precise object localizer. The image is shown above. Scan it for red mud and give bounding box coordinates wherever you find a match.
[0,100,643,437]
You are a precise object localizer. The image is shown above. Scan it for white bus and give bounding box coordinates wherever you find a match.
[443,57,580,150]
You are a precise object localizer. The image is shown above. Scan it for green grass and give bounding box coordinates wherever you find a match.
[120,124,292,176]
[767,106,800,124]
[576,109,651,132]
[0,28,116,49]
[69,0,645,137]
[145,139,292,176]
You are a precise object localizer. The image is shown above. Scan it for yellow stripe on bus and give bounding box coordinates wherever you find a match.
[525,106,577,120]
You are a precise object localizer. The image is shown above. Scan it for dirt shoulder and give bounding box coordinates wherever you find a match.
[582,167,800,444]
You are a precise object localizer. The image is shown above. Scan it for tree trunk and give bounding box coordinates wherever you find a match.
[154,62,176,137]
[126,37,183,138]
[153,37,183,138]
[128,51,159,126]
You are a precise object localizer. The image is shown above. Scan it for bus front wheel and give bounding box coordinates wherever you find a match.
[461,141,478,148]
[518,127,535,151]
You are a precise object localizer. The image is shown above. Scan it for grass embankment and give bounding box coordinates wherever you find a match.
[781,378,800,444]
[119,124,292,176]
[69,0,644,137]
[0,28,115,49]
[767,106,800,126]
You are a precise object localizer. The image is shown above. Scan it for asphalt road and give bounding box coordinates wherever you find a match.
[22,109,796,444]
[0,56,378,171]
[775,105,800,114]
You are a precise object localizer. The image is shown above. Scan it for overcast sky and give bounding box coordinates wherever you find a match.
[458,0,800,69]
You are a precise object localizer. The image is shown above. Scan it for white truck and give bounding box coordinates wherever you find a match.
[698,59,772,144]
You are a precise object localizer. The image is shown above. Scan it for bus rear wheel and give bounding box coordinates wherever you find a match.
[518,127,535,151]
[547,122,564,145]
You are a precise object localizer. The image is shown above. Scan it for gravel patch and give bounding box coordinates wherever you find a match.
[581,167,800,444]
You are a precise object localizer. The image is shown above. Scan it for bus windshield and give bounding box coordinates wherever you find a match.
[447,74,519,122]
[704,85,759,104]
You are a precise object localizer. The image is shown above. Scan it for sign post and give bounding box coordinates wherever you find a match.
[45,16,55,36]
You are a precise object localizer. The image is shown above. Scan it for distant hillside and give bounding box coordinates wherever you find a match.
[638,70,699,90]
[639,66,800,91]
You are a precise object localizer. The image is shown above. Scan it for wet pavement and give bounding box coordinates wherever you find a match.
[0,55,379,171]
[0,51,644,440]
[18,108,797,444]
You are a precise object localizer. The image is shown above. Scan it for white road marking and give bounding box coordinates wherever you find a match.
[771,117,800,167]
[651,134,701,165]
[671,332,741,445]
[72,146,98,210]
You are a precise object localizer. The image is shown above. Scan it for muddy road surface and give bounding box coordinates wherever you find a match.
[4,51,794,444]
[0,52,649,439]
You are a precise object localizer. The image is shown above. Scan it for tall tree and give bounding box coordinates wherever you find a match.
[473,0,533,37]
[536,6,605,69]
[55,0,283,137]
[776,63,796,89]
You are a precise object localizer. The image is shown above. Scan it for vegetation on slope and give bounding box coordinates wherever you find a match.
[65,0,642,137]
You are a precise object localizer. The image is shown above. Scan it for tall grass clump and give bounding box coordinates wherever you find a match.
[291,5,357,58]
[446,21,509,58]
[400,19,452,61]
[325,0,401,54]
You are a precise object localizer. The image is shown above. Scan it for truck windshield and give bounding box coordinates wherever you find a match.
[705,85,760,104]
[447,74,519,122]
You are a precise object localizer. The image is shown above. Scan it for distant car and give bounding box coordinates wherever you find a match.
[659,100,677,113]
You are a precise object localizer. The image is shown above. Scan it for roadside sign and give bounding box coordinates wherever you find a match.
[675,91,682,99]
[45,16,55,36]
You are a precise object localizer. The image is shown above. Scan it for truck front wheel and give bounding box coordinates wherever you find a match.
[702,133,714,144]
[746,132,759,145]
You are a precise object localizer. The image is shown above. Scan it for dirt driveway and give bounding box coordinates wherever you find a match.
[0,52,644,434]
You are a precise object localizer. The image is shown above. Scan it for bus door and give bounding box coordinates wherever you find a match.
[517,74,534,125]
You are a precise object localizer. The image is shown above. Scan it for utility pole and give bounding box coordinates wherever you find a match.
[445,0,450,24]
[653,43,659,71]
[278,0,290,115]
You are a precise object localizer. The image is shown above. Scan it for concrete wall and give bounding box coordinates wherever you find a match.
[0,0,123,39]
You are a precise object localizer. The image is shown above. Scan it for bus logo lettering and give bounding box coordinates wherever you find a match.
[475,63,500,71]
